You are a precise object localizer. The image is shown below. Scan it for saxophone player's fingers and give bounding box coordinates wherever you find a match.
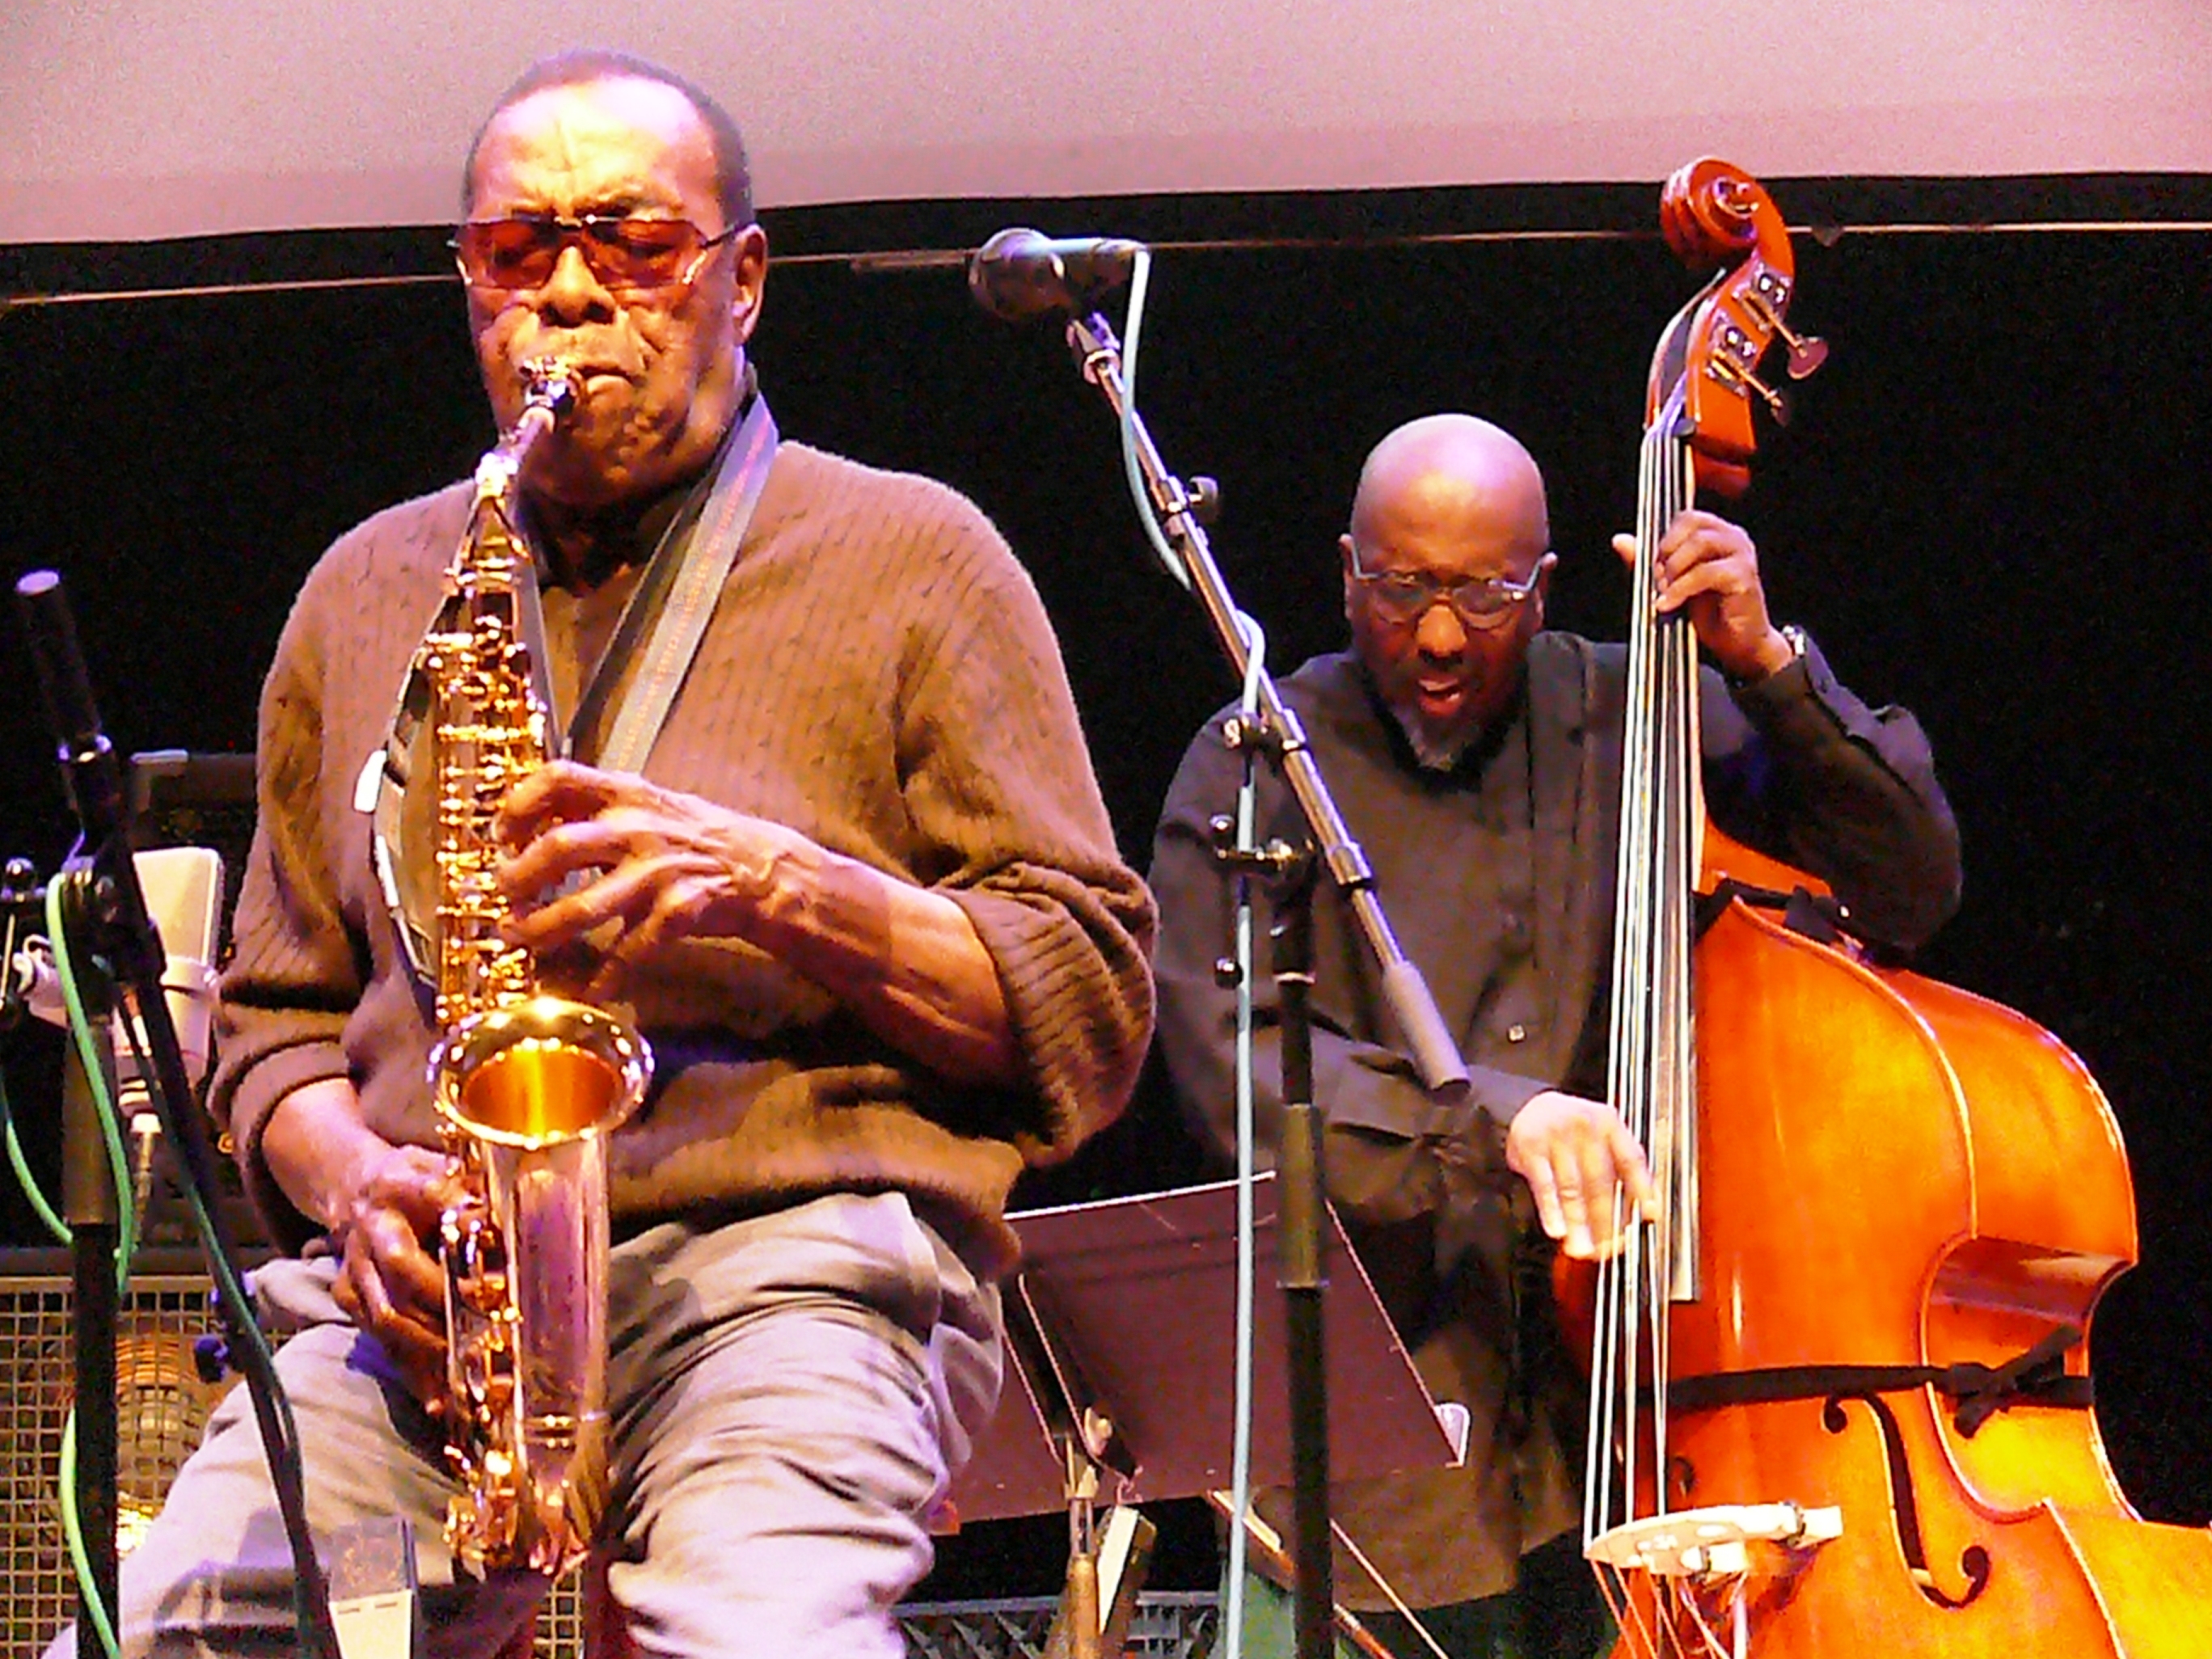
[497,819,605,906]
[580,872,723,998]
[500,839,630,943]
[340,1148,460,1321]
[509,842,710,948]
[334,1225,450,1408]
[369,1143,472,1222]
[340,1283,446,1400]
[496,758,648,851]
[497,755,617,819]
[341,1205,445,1323]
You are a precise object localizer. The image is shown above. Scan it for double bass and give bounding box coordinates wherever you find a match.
[1579,158,2212,1658]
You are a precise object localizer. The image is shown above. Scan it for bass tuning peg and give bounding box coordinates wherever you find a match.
[1740,289,1829,380]
[1711,357,1792,428]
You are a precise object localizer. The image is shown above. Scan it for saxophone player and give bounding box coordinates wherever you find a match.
[53,49,1155,1657]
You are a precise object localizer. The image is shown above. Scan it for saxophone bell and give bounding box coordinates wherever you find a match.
[433,994,649,1577]
[434,994,650,1152]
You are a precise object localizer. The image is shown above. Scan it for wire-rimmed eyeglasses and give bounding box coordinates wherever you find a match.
[1348,543,1556,631]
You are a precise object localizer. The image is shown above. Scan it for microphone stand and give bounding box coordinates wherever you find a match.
[1056,307,1472,1659]
[0,851,133,1634]
[0,855,126,1633]
[56,870,125,1635]
[14,570,341,1659]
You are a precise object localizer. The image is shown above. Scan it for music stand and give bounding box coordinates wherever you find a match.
[950,1176,1462,1656]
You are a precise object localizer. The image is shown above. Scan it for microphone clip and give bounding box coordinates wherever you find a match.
[0,855,45,1036]
[968,227,1146,322]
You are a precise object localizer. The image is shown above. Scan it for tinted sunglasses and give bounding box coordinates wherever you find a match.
[452,214,740,293]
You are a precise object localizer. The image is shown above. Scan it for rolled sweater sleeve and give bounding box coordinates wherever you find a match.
[207,554,372,1247]
[893,495,1156,1167]
[206,490,461,1254]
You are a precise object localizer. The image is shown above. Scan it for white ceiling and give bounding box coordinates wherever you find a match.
[5,0,2207,243]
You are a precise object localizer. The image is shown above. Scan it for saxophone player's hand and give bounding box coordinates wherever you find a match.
[495,760,1020,1085]
[265,1079,466,1412]
[329,1142,468,1413]
[493,759,812,998]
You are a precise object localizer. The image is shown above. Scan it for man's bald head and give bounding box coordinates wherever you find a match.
[1349,414,1550,555]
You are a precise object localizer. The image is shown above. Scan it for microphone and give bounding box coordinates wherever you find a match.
[11,844,225,1100]
[968,228,1144,320]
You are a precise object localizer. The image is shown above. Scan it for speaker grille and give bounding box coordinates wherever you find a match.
[0,1262,584,1657]
[0,1260,1217,1657]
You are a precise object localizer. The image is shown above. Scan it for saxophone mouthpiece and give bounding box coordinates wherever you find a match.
[519,359,580,424]
[478,360,580,499]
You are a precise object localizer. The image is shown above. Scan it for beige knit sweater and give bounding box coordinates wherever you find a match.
[210,440,1155,1278]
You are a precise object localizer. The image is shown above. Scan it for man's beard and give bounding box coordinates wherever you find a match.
[1386,696,1480,773]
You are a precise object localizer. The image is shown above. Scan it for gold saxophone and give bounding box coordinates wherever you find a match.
[420,359,652,1578]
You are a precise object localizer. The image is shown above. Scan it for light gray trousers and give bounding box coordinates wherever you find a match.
[47,1191,1003,1658]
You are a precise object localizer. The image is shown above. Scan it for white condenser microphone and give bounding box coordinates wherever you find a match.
[15,844,226,1100]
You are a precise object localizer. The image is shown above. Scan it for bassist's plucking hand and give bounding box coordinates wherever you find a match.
[1505,1088,1659,1260]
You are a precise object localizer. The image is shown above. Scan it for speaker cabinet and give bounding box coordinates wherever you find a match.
[0,1255,586,1657]
[0,1255,1218,1657]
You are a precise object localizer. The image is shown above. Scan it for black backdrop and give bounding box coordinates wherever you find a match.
[2,176,2207,1592]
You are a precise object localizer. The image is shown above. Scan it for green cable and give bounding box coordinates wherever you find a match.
[0,1066,70,1243]
[45,874,140,1659]
[88,922,318,1641]
[58,1413,121,1659]
[45,878,138,1281]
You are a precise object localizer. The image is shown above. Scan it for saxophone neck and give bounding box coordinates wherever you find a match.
[475,359,580,504]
